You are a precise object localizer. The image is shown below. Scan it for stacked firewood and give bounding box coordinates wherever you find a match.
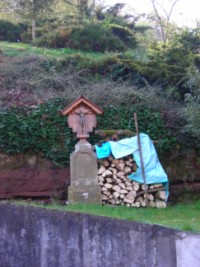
[98,154,167,208]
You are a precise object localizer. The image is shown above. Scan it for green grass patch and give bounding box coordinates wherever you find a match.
[0,41,107,59]
[0,41,147,83]
[9,199,200,233]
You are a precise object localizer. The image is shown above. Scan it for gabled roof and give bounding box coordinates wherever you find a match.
[61,96,104,115]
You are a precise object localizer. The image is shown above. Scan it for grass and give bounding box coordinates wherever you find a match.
[0,41,147,67]
[9,199,200,233]
[0,41,109,59]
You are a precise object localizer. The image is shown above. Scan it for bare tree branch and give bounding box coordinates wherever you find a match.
[149,0,179,42]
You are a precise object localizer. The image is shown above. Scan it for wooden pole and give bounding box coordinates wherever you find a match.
[134,112,148,205]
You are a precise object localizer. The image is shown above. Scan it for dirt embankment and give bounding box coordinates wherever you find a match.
[0,150,200,201]
[0,153,70,199]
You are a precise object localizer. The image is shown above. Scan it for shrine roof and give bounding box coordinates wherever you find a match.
[61,96,104,115]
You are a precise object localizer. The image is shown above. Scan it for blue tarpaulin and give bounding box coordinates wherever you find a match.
[94,142,111,159]
[95,133,169,200]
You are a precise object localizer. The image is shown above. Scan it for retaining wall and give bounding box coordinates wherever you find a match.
[0,153,70,199]
[0,203,200,267]
[1,150,200,200]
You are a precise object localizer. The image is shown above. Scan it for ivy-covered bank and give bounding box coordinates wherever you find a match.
[0,98,175,166]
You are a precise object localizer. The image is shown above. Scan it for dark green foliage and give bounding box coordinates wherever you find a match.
[94,105,175,155]
[63,53,144,85]
[176,29,200,54]
[33,30,69,48]
[137,30,200,101]
[69,22,125,52]
[0,99,76,166]
[110,24,137,48]
[0,97,176,166]
[18,22,31,43]
[20,31,32,43]
[32,21,130,51]
[18,22,29,33]
[140,42,195,100]
[0,20,21,42]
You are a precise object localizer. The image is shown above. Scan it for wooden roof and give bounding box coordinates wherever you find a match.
[61,96,104,115]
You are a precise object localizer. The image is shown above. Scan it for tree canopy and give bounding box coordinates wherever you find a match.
[2,0,56,40]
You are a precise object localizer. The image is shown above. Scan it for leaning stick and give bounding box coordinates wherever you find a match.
[134,112,148,205]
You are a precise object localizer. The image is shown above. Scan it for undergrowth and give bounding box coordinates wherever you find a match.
[0,41,105,58]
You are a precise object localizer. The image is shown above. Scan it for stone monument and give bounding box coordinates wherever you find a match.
[61,96,103,204]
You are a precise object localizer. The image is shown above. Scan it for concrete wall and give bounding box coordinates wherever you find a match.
[0,203,200,267]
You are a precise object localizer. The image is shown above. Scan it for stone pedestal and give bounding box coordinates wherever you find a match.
[68,141,102,204]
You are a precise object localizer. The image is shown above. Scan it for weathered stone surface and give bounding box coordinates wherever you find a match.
[0,203,200,267]
[162,149,200,183]
[70,142,99,186]
[0,168,70,199]
[69,141,101,204]
[68,185,102,204]
[1,148,200,201]
[0,153,70,199]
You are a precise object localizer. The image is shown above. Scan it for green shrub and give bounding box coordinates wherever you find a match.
[69,22,125,52]
[181,91,200,149]
[109,24,137,48]
[20,31,32,43]
[140,39,196,100]
[33,30,70,48]
[63,52,144,85]
[0,20,21,42]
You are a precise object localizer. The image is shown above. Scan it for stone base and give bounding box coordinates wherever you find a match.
[69,141,102,204]
[68,185,102,204]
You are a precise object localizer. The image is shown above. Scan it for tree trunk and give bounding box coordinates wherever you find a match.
[32,19,36,41]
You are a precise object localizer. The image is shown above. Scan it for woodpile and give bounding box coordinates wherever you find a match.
[98,154,167,208]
